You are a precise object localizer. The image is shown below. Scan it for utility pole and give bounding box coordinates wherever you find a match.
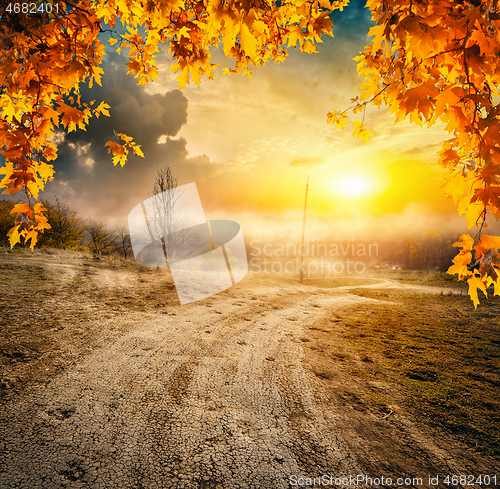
[300,175,309,284]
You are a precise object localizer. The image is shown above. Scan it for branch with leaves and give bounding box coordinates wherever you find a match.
[0,0,348,250]
[329,0,500,307]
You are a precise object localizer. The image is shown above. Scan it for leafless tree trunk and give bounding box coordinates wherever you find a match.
[148,167,193,264]
[115,222,132,259]
[86,219,115,256]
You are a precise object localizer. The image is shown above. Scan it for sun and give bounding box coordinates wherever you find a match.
[335,175,370,197]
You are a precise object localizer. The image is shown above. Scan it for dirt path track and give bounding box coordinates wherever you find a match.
[0,270,495,488]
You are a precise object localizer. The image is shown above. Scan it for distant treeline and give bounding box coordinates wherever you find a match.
[378,231,460,271]
[0,198,132,258]
[245,232,460,273]
[0,198,460,270]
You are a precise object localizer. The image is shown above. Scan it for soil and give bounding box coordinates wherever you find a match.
[0,250,498,489]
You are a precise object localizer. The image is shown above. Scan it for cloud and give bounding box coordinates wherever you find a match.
[289,156,326,169]
[38,51,224,222]
[398,142,443,157]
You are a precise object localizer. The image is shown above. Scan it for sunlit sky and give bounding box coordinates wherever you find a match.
[4,0,491,243]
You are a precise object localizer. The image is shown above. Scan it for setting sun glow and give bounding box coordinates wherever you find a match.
[335,175,370,197]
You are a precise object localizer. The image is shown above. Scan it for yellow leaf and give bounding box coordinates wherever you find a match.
[495,279,500,297]
[447,249,471,280]
[352,120,373,143]
[96,101,111,118]
[223,23,239,57]
[133,145,144,157]
[7,224,21,249]
[465,203,485,230]
[25,229,38,251]
[37,162,55,182]
[240,23,258,60]
[177,66,190,89]
[442,171,468,205]
[11,203,33,218]
[1,103,17,124]
[191,65,202,86]
[467,275,488,309]
[33,202,47,214]
[178,26,191,40]
[287,26,303,48]
[91,67,105,88]
[301,40,317,54]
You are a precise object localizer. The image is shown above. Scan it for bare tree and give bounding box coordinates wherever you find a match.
[148,167,193,264]
[115,222,132,259]
[86,219,115,256]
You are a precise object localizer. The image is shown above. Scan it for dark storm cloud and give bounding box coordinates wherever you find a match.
[41,51,216,220]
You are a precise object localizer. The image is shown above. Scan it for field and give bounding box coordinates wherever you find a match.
[0,248,499,488]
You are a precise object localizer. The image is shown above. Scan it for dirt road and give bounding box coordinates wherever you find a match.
[0,259,497,488]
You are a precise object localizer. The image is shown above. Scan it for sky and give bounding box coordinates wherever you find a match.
[4,0,485,245]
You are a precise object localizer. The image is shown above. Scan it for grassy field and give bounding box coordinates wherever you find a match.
[301,287,500,458]
[368,268,466,287]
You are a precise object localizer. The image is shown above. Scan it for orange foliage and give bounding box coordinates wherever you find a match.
[329,0,500,307]
[0,0,348,249]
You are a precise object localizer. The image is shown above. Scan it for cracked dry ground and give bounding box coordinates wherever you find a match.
[0,258,498,488]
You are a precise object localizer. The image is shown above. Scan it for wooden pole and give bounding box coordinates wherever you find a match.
[300,176,309,284]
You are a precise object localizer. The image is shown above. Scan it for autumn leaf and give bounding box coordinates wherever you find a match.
[7,225,22,249]
[474,234,500,259]
[240,24,258,59]
[177,66,190,89]
[352,120,373,143]
[468,275,488,309]
[327,110,348,130]
[447,250,472,280]
[24,229,39,251]
[132,145,145,157]
[95,101,111,118]
[11,203,33,219]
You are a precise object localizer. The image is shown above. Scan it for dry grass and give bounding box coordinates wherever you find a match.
[301,288,500,457]
[0,247,179,396]
[368,268,465,287]
[301,276,381,288]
